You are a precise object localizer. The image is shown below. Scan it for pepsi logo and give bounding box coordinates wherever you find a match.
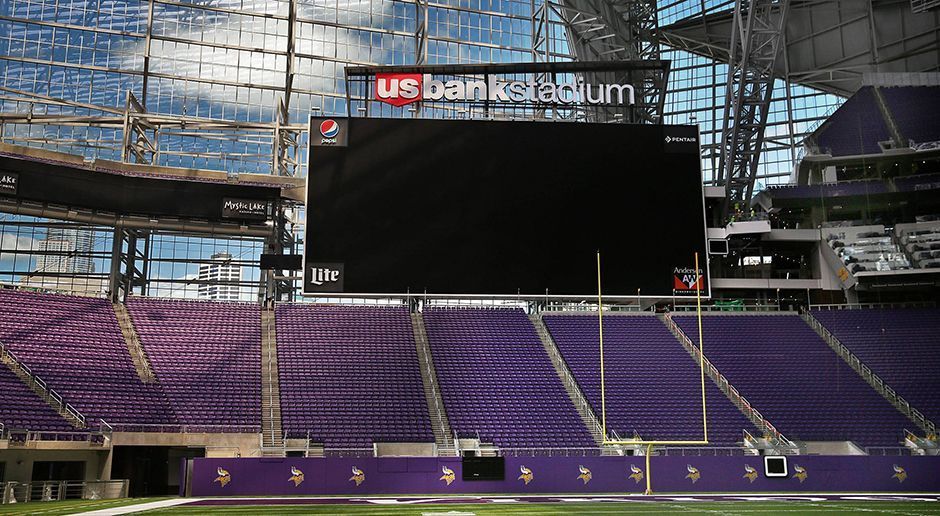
[320,119,340,138]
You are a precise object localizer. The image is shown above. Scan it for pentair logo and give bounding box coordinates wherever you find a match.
[665,135,697,144]
[319,119,340,138]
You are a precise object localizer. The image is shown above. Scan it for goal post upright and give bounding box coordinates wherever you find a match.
[695,251,708,444]
[598,252,710,450]
[597,250,607,442]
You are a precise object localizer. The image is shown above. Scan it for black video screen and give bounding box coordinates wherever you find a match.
[304,117,707,297]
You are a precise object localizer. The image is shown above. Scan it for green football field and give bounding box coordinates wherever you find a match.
[2,498,940,515]
[144,501,940,515]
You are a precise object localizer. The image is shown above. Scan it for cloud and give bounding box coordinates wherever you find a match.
[0,232,40,263]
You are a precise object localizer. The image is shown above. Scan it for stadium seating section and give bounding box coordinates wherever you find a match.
[0,363,74,431]
[543,314,755,445]
[814,87,890,156]
[880,86,940,146]
[898,222,940,269]
[673,314,912,446]
[423,308,596,448]
[825,226,911,273]
[127,298,261,429]
[811,308,940,423]
[0,289,929,451]
[811,86,940,156]
[0,289,175,427]
[275,304,433,447]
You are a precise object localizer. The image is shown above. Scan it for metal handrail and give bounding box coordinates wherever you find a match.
[412,314,453,451]
[532,315,607,443]
[107,423,260,433]
[662,314,795,447]
[497,447,604,457]
[261,309,282,450]
[2,479,129,504]
[671,303,783,313]
[809,301,936,310]
[0,341,86,428]
[801,310,936,435]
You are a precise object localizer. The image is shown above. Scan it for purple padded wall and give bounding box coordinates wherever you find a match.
[543,314,755,444]
[674,314,911,447]
[128,298,260,429]
[0,289,174,426]
[190,455,940,495]
[423,308,595,448]
[811,308,940,423]
[275,304,433,447]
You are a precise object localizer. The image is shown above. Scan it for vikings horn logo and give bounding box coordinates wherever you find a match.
[743,464,758,483]
[892,464,907,483]
[518,465,534,485]
[213,467,231,487]
[288,466,305,487]
[577,465,592,485]
[628,464,644,484]
[349,466,366,486]
[792,465,808,483]
[685,464,701,484]
[440,465,456,486]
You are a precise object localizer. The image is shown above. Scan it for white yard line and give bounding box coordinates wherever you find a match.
[75,498,203,516]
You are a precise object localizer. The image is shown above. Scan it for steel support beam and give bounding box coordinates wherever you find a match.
[108,227,149,303]
[717,0,789,212]
[532,0,666,123]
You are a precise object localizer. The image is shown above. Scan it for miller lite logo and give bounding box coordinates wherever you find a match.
[305,262,345,293]
[310,267,340,286]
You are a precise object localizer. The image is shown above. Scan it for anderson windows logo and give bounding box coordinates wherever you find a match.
[374,72,635,107]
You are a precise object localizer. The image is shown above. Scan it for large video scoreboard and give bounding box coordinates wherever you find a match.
[304,117,708,299]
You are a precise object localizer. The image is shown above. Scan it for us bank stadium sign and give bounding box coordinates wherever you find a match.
[343,60,670,113]
[374,73,634,106]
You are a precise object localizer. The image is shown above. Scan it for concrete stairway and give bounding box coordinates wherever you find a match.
[261,307,285,456]
[529,314,606,447]
[411,312,456,456]
[113,303,156,383]
[0,345,85,429]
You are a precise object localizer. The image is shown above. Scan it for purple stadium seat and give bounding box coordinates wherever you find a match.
[0,289,175,427]
[813,86,890,156]
[0,363,75,432]
[543,314,755,445]
[673,314,911,447]
[880,86,940,146]
[127,298,260,430]
[810,308,940,423]
[275,304,433,448]
[423,307,596,448]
